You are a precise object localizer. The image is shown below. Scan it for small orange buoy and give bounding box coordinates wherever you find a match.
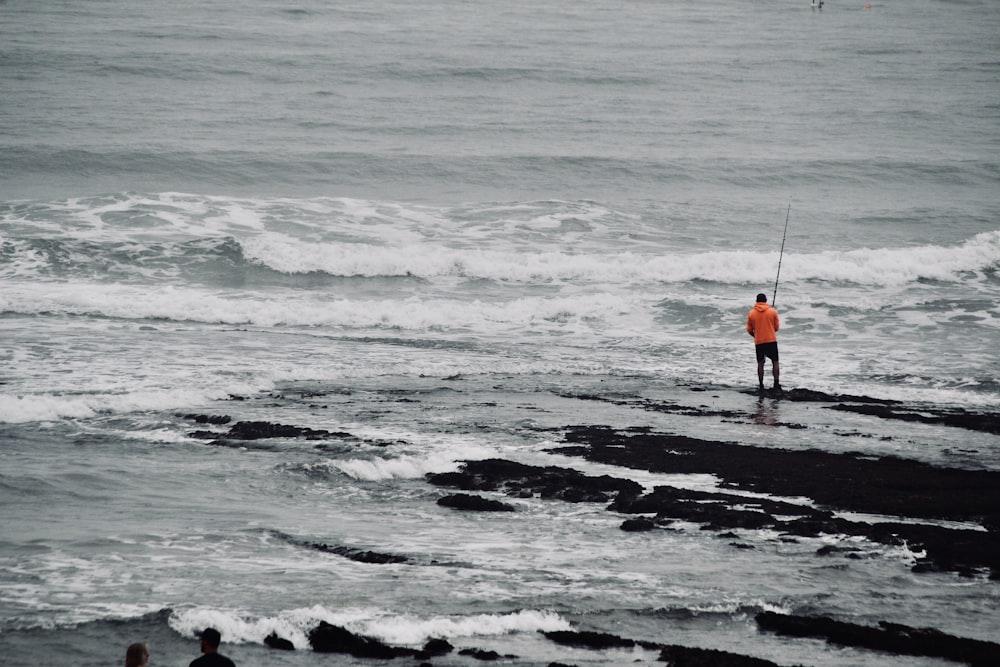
[865,2,871,7]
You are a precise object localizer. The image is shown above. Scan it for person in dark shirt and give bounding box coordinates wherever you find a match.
[190,627,236,667]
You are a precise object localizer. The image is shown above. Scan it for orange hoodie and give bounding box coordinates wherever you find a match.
[747,302,779,345]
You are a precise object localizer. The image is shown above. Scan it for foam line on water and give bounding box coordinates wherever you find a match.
[168,606,571,649]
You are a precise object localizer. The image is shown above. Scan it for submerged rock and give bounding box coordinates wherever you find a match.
[427,458,642,503]
[224,420,333,440]
[264,631,294,650]
[437,493,516,512]
[554,426,1000,526]
[272,532,409,564]
[186,419,359,446]
[657,644,780,666]
[554,426,1000,578]
[542,630,780,666]
[179,413,232,425]
[620,517,656,532]
[421,638,454,656]
[308,621,415,658]
[828,402,1000,435]
[459,648,505,660]
[756,611,1000,664]
[543,630,639,650]
[303,541,408,564]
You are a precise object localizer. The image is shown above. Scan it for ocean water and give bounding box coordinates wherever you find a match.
[1,0,999,665]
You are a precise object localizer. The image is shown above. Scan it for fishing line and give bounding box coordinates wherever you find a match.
[772,203,790,307]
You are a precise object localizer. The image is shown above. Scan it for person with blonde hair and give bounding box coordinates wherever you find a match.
[125,642,149,667]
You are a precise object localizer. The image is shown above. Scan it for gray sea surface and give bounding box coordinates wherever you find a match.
[1,0,999,665]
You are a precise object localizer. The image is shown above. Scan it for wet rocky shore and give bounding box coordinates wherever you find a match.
[181,386,1000,666]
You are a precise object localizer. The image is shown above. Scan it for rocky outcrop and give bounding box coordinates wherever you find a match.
[264,632,294,650]
[437,493,516,512]
[304,542,409,564]
[556,426,1000,578]
[552,426,1000,526]
[427,458,642,503]
[271,532,409,564]
[308,622,415,658]
[305,624,493,661]
[179,413,232,424]
[221,420,336,440]
[542,630,781,666]
[756,612,1000,665]
[828,402,1000,435]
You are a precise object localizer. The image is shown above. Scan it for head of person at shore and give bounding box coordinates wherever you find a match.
[200,627,222,651]
[756,293,767,303]
[125,642,149,667]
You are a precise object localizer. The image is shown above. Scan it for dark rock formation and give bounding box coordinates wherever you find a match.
[180,413,232,425]
[779,388,898,404]
[437,493,516,512]
[559,391,748,421]
[427,458,642,503]
[553,426,1000,526]
[543,630,641,650]
[609,484,814,532]
[308,621,415,658]
[657,645,780,666]
[620,517,657,532]
[271,532,409,564]
[571,385,1000,436]
[302,541,408,564]
[756,611,1000,664]
[815,544,864,558]
[554,426,1000,577]
[185,419,360,446]
[421,638,454,656]
[264,632,294,650]
[421,437,1000,577]
[459,648,504,660]
[542,630,780,666]
[828,403,1000,435]
[224,420,333,440]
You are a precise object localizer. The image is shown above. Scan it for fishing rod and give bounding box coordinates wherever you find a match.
[772,203,791,308]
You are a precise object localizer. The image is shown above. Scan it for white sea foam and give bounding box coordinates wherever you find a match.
[366,608,572,646]
[169,606,571,649]
[0,387,233,424]
[6,193,997,289]
[235,230,1000,286]
[3,1,1000,663]
[329,437,499,480]
[0,393,102,423]
[333,452,466,481]
[0,280,646,332]
[0,237,49,279]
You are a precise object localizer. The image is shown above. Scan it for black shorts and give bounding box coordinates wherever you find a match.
[755,341,779,363]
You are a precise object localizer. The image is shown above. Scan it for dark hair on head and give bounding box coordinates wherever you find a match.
[200,627,222,648]
[756,293,767,302]
[125,642,148,667]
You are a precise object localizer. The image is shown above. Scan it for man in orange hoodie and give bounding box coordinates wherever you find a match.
[747,293,781,391]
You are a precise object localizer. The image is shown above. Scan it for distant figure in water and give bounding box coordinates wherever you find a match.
[125,642,149,667]
[190,628,236,667]
[747,293,781,391]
